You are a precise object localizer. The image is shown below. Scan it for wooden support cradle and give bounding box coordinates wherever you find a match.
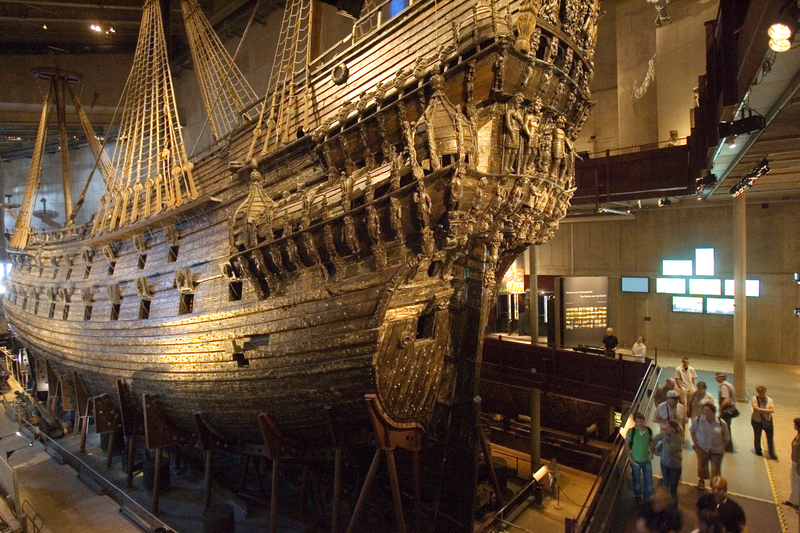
[345,394,424,533]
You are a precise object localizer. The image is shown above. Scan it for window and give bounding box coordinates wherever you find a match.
[232,352,249,367]
[138,254,147,269]
[111,302,121,321]
[168,245,179,263]
[84,264,92,279]
[108,261,116,275]
[229,281,242,301]
[139,299,151,320]
[62,304,70,320]
[388,0,407,18]
[65,268,72,280]
[179,293,194,315]
[416,312,435,339]
[48,303,55,319]
[84,305,93,321]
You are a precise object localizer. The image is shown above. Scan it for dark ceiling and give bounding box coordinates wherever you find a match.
[0,0,283,56]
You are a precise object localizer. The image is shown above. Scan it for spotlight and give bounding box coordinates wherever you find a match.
[793,272,800,284]
[658,198,671,207]
[770,38,792,52]
[730,157,770,197]
[718,114,766,138]
[768,1,800,52]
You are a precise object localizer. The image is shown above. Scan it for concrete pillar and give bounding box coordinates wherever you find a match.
[733,195,746,399]
[530,387,541,474]
[528,245,539,344]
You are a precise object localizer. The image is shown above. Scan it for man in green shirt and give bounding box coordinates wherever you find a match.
[626,411,654,503]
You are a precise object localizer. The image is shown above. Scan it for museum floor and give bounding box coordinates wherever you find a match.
[1,348,798,533]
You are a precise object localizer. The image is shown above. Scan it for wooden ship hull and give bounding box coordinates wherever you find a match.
[3,0,598,512]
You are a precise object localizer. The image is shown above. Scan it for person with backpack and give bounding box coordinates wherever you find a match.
[690,403,730,491]
[627,411,655,503]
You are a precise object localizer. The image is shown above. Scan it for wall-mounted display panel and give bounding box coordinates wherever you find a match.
[621,277,649,293]
[707,298,735,315]
[688,278,721,296]
[561,276,608,348]
[723,279,761,297]
[656,278,686,294]
[663,260,693,276]
[672,296,703,313]
[695,248,715,276]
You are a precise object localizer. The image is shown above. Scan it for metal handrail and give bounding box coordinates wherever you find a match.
[569,361,661,533]
[21,500,43,533]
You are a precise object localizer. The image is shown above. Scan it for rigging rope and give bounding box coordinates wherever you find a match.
[95,0,196,235]
[182,0,260,156]
[9,84,54,250]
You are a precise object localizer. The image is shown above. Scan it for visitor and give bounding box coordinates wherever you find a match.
[675,357,697,406]
[654,378,677,406]
[750,385,775,458]
[690,403,730,491]
[602,327,618,357]
[697,476,748,533]
[636,486,683,533]
[715,373,737,452]
[632,336,647,357]
[783,417,800,511]
[627,411,655,504]
[654,420,683,500]
[688,382,715,420]
[689,509,726,533]
[653,390,686,435]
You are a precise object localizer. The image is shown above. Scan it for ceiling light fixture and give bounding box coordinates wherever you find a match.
[770,38,792,52]
[598,207,631,216]
[769,1,800,52]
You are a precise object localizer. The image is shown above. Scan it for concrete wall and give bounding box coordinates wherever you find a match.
[536,200,800,365]
[576,0,718,154]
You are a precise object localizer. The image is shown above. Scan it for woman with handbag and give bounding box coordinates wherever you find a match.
[750,385,775,459]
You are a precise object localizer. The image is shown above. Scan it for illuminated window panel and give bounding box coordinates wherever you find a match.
[695,248,715,276]
[673,296,703,313]
[707,298,734,315]
[724,279,761,297]
[688,278,721,296]
[656,278,686,294]
[663,260,693,276]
